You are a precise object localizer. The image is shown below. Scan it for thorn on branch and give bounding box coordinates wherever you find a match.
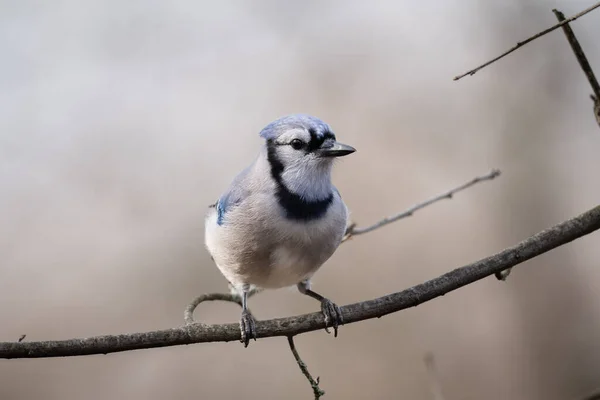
[495,268,513,281]
[287,336,325,399]
[18,335,26,342]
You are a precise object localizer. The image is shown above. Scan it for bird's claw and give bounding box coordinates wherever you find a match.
[320,298,344,337]
[240,309,257,347]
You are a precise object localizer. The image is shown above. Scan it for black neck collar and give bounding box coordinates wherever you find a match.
[266,141,333,221]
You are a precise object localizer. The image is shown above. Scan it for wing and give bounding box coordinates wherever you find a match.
[214,165,252,226]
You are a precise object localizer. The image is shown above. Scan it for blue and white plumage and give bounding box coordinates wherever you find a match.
[204,114,355,346]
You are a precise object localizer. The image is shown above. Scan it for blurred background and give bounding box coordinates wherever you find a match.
[1,0,600,399]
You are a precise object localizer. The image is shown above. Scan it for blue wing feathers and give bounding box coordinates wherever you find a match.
[216,197,227,225]
[215,166,251,226]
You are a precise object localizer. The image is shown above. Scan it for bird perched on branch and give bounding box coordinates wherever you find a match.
[205,114,356,346]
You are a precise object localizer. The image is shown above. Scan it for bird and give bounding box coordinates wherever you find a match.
[204,114,356,347]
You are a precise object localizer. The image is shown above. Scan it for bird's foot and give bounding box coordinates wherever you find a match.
[320,298,344,337]
[240,309,257,347]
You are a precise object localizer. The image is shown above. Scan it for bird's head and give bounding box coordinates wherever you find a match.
[259,114,355,200]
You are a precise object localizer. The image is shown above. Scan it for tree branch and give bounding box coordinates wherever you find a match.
[553,8,600,100]
[343,169,500,241]
[553,8,600,129]
[453,1,600,81]
[288,336,325,399]
[184,287,262,325]
[184,293,240,325]
[1,204,599,359]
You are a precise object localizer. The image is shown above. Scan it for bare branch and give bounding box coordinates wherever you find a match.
[184,287,262,325]
[343,169,500,241]
[288,336,325,399]
[553,8,600,129]
[553,8,600,98]
[184,293,241,325]
[453,1,600,81]
[1,205,599,359]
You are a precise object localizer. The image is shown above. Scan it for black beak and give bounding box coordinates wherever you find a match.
[317,141,356,158]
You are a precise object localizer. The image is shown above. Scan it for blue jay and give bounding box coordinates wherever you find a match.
[205,114,355,346]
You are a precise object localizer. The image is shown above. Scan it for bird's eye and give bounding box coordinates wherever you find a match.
[290,139,304,150]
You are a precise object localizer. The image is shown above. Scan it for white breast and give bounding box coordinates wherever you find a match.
[258,199,348,289]
[267,245,317,288]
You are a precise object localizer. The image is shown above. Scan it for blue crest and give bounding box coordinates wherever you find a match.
[259,114,332,141]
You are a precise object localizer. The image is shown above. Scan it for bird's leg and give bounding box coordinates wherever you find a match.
[239,285,257,347]
[297,280,344,337]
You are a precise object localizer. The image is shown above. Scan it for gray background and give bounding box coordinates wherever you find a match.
[1,0,600,399]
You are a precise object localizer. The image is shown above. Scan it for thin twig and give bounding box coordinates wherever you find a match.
[1,205,599,358]
[343,169,500,241]
[553,8,600,129]
[184,287,262,325]
[553,8,600,98]
[453,1,600,81]
[184,293,241,325]
[288,336,325,399]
